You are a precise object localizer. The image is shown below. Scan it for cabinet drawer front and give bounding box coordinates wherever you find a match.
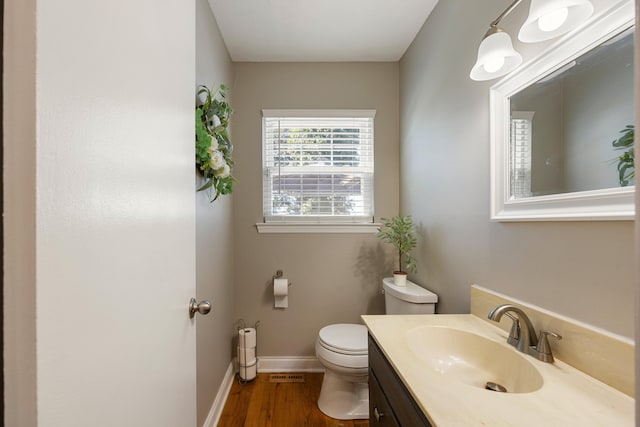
[369,334,432,427]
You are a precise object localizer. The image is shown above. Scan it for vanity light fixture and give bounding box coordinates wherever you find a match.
[519,0,594,42]
[469,25,523,81]
[470,0,594,81]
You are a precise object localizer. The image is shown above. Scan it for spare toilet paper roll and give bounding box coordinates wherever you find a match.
[239,360,257,381]
[274,278,289,308]
[238,328,256,348]
[237,346,256,365]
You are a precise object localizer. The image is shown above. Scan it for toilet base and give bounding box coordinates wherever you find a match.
[317,369,369,420]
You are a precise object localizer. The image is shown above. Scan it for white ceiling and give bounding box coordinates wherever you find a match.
[207,0,439,62]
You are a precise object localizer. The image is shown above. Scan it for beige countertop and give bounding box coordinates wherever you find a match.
[362,314,634,427]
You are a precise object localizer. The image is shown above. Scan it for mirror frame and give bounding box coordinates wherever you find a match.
[490,0,635,222]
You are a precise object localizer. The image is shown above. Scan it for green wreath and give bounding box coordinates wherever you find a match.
[195,84,235,201]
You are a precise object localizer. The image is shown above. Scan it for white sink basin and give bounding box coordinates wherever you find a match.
[406,326,543,393]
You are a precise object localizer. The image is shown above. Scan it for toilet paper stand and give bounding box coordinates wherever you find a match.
[237,319,260,383]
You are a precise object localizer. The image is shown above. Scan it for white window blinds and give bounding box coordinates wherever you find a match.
[262,110,375,222]
[510,111,535,199]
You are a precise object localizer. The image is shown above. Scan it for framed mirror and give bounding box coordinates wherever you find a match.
[490,1,635,221]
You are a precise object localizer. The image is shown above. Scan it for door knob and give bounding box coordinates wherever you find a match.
[189,298,212,318]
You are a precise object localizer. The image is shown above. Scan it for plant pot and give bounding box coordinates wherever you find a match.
[393,272,407,286]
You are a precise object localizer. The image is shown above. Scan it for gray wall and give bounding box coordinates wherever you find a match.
[400,0,634,337]
[231,62,400,356]
[4,0,37,424]
[195,1,235,424]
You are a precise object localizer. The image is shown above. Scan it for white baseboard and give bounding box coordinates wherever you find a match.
[202,361,236,427]
[257,356,324,373]
[202,356,324,427]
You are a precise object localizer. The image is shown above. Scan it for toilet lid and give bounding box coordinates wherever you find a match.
[318,324,368,354]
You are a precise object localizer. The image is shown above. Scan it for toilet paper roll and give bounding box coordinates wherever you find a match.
[237,346,256,365]
[238,328,256,348]
[239,360,257,381]
[273,278,288,296]
[239,357,257,367]
[274,278,289,308]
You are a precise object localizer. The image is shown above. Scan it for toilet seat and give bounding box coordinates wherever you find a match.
[318,324,368,355]
[316,324,368,370]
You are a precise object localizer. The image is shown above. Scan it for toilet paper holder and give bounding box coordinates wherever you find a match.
[271,270,291,309]
[272,269,291,286]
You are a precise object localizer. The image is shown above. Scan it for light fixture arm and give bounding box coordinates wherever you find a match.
[490,0,523,28]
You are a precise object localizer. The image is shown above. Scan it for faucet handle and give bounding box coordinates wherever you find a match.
[504,312,520,346]
[535,330,562,362]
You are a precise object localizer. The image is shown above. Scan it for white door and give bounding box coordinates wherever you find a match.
[12,0,198,425]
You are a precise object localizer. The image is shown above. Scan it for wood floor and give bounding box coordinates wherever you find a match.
[217,373,370,427]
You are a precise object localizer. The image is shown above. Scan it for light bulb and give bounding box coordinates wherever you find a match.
[537,7,569,32]
[483,55,505,73]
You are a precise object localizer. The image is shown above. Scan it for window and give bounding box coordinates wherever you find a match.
[260,110,375,231]
[510,111,534,199]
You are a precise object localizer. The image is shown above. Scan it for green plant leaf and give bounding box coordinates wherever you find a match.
[611,125,634,186]
[197,178,214,192]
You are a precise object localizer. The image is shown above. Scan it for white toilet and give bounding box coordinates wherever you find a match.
[315,277,438,420]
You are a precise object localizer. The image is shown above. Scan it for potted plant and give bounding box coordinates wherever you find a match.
[377,215,417,286]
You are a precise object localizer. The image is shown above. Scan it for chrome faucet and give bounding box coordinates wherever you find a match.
[487,304,562,363]
[488,304,537,353]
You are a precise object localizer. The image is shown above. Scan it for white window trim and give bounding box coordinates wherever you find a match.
[259,109,376,234]
[262,109,376,119]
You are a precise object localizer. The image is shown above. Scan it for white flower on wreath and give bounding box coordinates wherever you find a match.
[207,136,219,152]
[214,163,230,178]
[209,150,225,170]
[211,114,221,128]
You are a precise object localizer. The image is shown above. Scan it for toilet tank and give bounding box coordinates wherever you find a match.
[382,277,438,314]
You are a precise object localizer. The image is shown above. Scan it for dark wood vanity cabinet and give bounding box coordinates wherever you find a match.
[368,334,432,427]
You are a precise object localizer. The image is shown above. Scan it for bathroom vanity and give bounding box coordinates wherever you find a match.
[363,313,634,426]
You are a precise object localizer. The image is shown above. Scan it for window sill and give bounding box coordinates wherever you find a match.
[255,222,381,234]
